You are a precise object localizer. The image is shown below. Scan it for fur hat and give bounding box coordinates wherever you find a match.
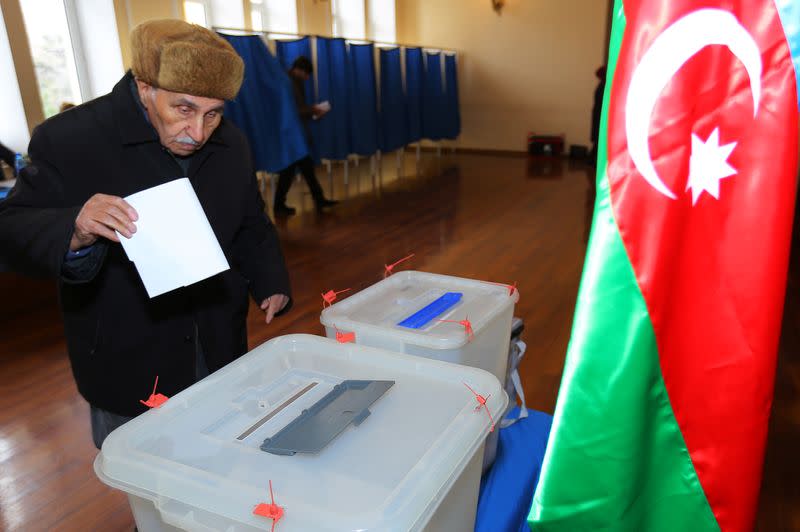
[130,19,243,100]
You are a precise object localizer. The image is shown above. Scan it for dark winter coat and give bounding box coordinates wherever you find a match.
[0,72,291,416]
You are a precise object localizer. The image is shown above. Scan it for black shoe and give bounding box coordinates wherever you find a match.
[274,204,296,217]
[315,199,339,212]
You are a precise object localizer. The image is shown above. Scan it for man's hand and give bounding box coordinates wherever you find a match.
[312,103,331,119]
[70,194,138,251]
[260,294,289,324]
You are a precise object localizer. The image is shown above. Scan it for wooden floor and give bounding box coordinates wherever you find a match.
[0,152,797,531]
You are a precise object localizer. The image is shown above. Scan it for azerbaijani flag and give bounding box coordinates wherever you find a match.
[529,1,800,531]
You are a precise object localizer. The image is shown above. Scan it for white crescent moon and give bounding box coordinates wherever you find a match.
[625,8,762,199]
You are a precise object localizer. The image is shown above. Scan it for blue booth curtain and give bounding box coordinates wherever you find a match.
[405,47,424,144]
[443,53,461,140]
[347,43,379,157]
[220,34,308,172]
[310,37,351,161]
[422,51,446,141]
[379,47,407,153]
[274,36,314,105]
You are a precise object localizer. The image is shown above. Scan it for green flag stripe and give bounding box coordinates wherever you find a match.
[528,1,718,529]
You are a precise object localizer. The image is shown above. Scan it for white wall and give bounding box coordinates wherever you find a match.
[398,0,610,151]
[0,2,29,152]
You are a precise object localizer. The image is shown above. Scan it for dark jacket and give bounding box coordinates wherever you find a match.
[290,74,314,122]
[289,73,315,145]
[0,72,292,416]
[591,79,606,144]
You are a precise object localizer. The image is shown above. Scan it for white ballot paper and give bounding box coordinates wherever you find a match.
[118,178,230,298]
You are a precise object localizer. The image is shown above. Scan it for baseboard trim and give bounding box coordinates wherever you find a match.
[453,147,529,157]
[403,145,529,157]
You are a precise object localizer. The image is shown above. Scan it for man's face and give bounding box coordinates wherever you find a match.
[291,68,311,82]
[135,80,225,157]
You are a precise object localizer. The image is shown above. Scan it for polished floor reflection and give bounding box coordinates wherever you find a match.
[0,153,796,531]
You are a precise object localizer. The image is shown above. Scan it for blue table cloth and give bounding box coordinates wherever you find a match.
[475,408,553,532]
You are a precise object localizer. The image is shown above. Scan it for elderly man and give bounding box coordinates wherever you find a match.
[0,20,291,448]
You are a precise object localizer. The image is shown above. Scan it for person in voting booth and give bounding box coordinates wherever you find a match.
[273,56,339,217]
[0,20,292,448]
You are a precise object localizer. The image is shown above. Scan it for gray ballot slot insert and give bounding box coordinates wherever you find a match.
[237,381,319,441]
[260,380,395,456]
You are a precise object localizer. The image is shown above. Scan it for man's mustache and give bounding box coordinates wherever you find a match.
[176,136,200,146]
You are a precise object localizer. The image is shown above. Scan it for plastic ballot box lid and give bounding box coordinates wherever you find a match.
[94,334,506,532]
[320,271,519,350]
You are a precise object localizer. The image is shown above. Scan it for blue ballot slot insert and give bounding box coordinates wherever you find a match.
[397,292,463,329]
